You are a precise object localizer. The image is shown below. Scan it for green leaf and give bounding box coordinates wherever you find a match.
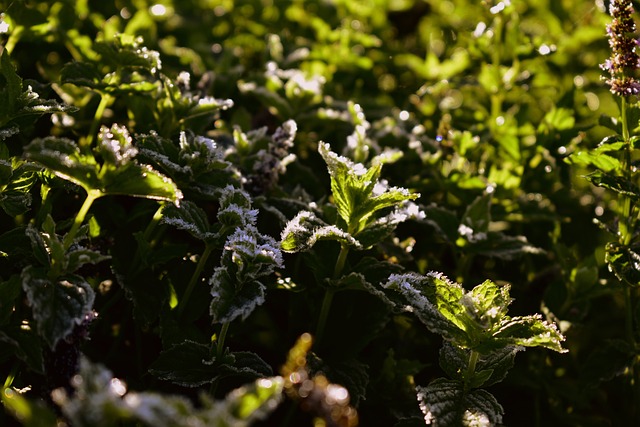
[465,280,511,329]
[0,159,37,216]
[318,142,418,233]
[460,193,491,234]
[211,376,284,423]
[161,200,216,241]
[25,130,182,204]
[0,48,23,125]
[567,146,622,173]
[585,170,640,200]
[136,131,234,199]
[209,267,266,325]
[21,266,95,348]
[24,137,99,190]
[605,242,640,286]
[238,81,294,117]
[280,210,362,252]
[439,343,518,388]
[383,272,466,343]
[416,379,504,427]
[492,314,567,353]
[384,273,566,353]
[2,387,57,427]
[148,340,222,387]
[66,247,111,273]
[53,356,187,425]
[541,107,575,131]
[149,341,272,387]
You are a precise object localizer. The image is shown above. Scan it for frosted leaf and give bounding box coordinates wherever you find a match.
[54,356,282,427]
[217,203,259,228]
[21,267,95,348]
[218,184,253,210]
[210,266,266,324]
[280,210,362,252]
[0,126,20,140]
[161,201,217,242]
[97,124,138,166]
[416,380,503,427]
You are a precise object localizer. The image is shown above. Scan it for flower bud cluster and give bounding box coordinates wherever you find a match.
[601,0,640,96]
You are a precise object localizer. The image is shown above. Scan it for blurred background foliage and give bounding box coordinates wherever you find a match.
[1,0,635,425]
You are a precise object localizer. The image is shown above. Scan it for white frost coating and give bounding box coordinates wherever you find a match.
[139,149,191,174]
[99,125,138,165]
[280,210,315,242]
[226,225,284,269]
[219,184,252,209]
[217,203,259,227]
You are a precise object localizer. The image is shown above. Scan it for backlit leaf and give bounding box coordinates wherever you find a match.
[280,210,362,252]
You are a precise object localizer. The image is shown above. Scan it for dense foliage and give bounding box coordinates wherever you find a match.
[0,0,638,425]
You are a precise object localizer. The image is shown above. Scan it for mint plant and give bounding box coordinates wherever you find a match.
[1,1,634,425]
[565,0,640,422]
[383,273,565,425]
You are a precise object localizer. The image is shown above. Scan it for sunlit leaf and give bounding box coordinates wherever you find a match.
[280,210,362,252]
[25,131,182,204]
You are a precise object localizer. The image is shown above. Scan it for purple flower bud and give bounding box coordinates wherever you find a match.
[602,0,640,97]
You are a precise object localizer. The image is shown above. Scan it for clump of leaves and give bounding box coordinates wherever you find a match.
[383,273,566,425]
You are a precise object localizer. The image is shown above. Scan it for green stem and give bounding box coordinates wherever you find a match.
[209,322,231,397]
[82,93,111,150]
[620,98,633,243]
[3,362,19,389]
[216,322,230,358]
[176,243,214,319]
[314,244,350,346]
[143,204,166,242]
[62,189,101,249]
[464,350,480,393]
[333,244,350,279]
[619,97,640,422]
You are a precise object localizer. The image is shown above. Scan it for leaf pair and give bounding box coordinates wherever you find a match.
[383,272,567,354]
[25,124,182,204]
[281,142,421,252]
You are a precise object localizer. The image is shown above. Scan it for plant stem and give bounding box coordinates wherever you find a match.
[216,322,230,358]
[314,244,350,346]
[143,204,166,242]
[176,243,214,319]
[3,362,19,389]
[63,189,101,249]
[620,97,633,245]
[619,96,640,422]
[464,350,479,393]
[82,93,111,150]
[209,322,230,397]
